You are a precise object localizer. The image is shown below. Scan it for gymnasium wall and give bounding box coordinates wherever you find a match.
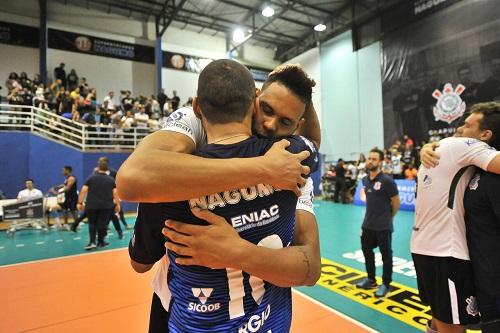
[319,31,384,161]
[0,132,136,211]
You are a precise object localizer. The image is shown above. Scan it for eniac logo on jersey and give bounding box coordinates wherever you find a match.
[432,83,466,124]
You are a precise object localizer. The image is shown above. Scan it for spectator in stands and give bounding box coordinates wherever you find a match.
[17,179,43,201]
[55,87,66,115]
[67,69,79,91]
[50,79,63,96]
[35,84,49,110]
[7,87,22,105]
[183,96,193,107]
[404,163,418,181]
[79,77,89,97]
[121,110,135,128]
[19,72,30,89]
[382,155,393,175]
[150,95,161,115]
[32,74,42,87]
[121,90,134,112]
[54,63,67,88]
[5,72,21,92]
[334,159,348,204]
[402,142,419,168]
[134,104,149,128]
[103,91,116,112]
[157,88,168,113]
[59,90,73,119]
[21,87,33,106]
[391,149,403,179]
[163,99,173,117]
[171,90,180,111]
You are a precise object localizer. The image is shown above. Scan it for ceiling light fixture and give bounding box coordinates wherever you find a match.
[314,23,326,32]
[262,6,275,17]
[232,28,246,43]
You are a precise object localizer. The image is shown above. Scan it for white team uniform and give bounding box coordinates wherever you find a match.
[411,137,499,260]
[153,107,317,310]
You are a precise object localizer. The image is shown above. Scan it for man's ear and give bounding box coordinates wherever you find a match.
[192,97,202,119]
[255,88,261,98]
[253,96,260,116]
[481,129,493,143]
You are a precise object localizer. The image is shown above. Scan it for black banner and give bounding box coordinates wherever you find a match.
[381,0,500,147]
[3,198,44,220]
[48,28,155,63]
[163,51,271,81]
[0,21,39,48]
[382,0,462,34]
[162,51,212,73]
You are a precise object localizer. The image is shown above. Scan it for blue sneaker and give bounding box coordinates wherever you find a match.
[375,284,390,298]
[356,278,377,289]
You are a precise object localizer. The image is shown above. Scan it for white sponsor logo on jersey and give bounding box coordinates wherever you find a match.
[231,205,279,228]
[188,288,220,313]
[468,174,480,191]
[189,184,278,210]
[238,304,271,333]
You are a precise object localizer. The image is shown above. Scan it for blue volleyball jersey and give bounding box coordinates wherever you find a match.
[129,135,318,333]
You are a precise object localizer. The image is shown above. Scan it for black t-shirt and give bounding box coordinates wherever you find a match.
[335,164,345,178]
[362,172,398,232]
[464,170,500,296]
[65,175,78,202]
[84,172,116,210]
[171,96,180,110]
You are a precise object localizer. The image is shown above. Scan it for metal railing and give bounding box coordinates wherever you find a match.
[0,104,154,151]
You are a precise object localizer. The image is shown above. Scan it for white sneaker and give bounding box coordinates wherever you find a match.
[84,243,96,250]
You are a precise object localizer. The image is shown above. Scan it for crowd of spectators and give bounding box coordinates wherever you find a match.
[3,63,193,135]
[322,134,428,203]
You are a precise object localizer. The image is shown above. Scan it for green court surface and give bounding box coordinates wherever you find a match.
[0,201,426,332]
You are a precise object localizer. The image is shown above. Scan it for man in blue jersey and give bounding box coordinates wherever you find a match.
[129,59,318,332]
[120,63,321,332]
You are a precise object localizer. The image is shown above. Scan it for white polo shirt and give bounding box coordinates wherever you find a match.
[17,188,43,201]
[411,137,499,260]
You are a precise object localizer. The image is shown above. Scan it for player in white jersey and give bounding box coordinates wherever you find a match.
[118,64,321,332]
[412,103,500,333]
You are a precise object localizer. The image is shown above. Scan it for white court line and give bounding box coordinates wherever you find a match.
[55,239,63,243]
[123,231,130,234]
[15,244,25,247]
[292,289,379,333]
[73,237,81,240]
[108,233,114,236]
[36,242,45,245]
[0,246,4,250]
[0,247,127,268]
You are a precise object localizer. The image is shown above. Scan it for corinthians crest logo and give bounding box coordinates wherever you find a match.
[432,83,466,124]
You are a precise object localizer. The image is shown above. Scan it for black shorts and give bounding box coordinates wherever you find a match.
[412,253,480,325]
[149,293,170,333]
[60,198,77,211]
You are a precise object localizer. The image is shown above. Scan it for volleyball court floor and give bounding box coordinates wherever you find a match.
[0,201,478,332]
